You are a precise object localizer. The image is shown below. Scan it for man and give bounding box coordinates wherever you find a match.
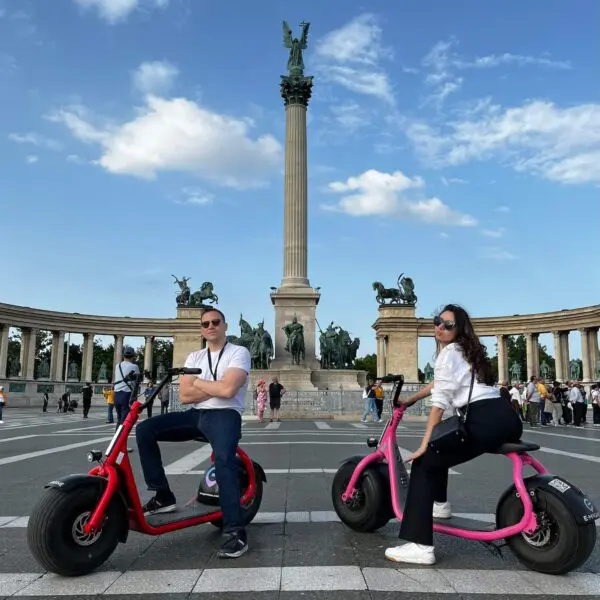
[135,308,251,559]
[569,381,585,427]
[82,382,93,419]
[268,376,285,422]
[374,379,384,420]
[536,378,550,426]
[525,375,541,427]
[113,346,140,426]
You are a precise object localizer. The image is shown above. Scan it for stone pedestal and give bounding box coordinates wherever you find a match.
[270,287,320,370]
[373,304,419,382]
[172,307,207,367]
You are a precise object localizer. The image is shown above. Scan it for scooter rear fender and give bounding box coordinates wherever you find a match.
[497,474,599,526]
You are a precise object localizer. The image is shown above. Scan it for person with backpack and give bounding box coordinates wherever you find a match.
[113,346,140,426]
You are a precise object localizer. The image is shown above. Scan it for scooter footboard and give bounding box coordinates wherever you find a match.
[496,474,599,526]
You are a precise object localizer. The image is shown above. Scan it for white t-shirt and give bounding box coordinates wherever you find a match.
[184,343,251,413]
[113,361,140,393]
[430,343,500,412]
[510,387,522,405]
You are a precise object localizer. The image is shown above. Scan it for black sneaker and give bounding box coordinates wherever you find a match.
[217,532,248,558]
[142,493,176,516]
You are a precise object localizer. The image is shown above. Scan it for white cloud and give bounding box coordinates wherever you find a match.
[479,247,518,261]
[480,227,504,238]
[329,102,370,132]
[8,132,62,150]
[440,232,449,238]
[406,100,600,185]
[25,155,38,164]
[73,0,168,24]
[441,176,468,186]
[175,187,213,206]
[315,14,394,104]
[494,205,510,213]
[67,154,85,164]
[464,53,571,70]
[49,95,282,189]
[133,60,178,94]
[322,168,476,226]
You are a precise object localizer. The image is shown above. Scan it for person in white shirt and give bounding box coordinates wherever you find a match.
[591,384,600,426]
[568,382,585,427]
[509,383,524,420]
[385,304,522,566]
[135,308,251,559]
[113,346,140,426]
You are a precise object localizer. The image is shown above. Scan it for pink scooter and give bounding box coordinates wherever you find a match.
[332,375,598,574]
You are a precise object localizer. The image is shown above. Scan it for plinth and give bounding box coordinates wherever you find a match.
[172,306,207,367]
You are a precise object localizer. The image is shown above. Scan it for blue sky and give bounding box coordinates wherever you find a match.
[1,0,599,365]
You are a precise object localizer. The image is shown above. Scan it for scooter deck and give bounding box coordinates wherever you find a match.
[146,503,221,527]
[433,515,496,532]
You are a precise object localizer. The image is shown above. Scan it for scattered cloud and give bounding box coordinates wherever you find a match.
[494,205,510,213]
[440,232,450,239]
[132,60,178,95]
[174,187,213,206]
[0,53,17,74]
[328,102,371,133]
[463,53,571,71]
[441,176,468,186]
[8,132,63,151]
[48,95,282,189]
[322,168,476,226]
[315,14,394,104]
[479,247,518,261]
[480,227,504,238]
[67,154,86,164]
[25,155,39,164]
[73,0,169,24]
[406,100,600,185]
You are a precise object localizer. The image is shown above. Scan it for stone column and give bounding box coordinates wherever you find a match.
[20,327,37,380]
[525,333,539,379]
[497,334,508,383]
[592,329,600,380]
[0,324,9,379]
[82,333,94,383]
[113,335,124,381]
[50,331,65,381]
[553,331,564,382]
[144,336,154,378]
[580,328,593,382]
[376,336,387,377]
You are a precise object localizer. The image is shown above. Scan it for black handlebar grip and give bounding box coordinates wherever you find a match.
[182,368,202,375]
[380,374,404,383]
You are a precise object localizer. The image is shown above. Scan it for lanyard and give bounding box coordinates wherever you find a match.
[207,342,227,381]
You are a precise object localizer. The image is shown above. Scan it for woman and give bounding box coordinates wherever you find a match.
[255,379,267,423]
[385,304,522,565]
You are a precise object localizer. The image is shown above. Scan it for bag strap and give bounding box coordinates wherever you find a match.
[462,369,476,418]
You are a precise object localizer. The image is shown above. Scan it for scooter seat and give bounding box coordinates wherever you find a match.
[491,440,540,454]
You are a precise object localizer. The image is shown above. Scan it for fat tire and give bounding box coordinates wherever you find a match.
[27,485,124,577]
[331,462,389,532]
[497,488,597,574]
[210,466,264,529]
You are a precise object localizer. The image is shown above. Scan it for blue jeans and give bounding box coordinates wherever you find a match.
[362,397,378,421]
[136,408,244,535]
[114,391,131,426]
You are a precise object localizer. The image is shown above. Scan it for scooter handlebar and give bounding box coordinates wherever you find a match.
[380,374,404,384]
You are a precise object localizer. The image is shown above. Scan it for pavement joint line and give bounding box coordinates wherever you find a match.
[2,567,599,595]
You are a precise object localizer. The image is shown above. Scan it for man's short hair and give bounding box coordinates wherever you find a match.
[200,307,226,323]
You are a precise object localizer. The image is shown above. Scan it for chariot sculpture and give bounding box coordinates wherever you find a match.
[372,273,417,306]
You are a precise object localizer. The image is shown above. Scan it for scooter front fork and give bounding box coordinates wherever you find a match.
[83,465,120,534]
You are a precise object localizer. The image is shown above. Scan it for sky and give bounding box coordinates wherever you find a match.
[1,0,599,366]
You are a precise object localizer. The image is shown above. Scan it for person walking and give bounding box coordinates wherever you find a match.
[113,346,140,426]
[0,385,6,424]
[82,382,93,418]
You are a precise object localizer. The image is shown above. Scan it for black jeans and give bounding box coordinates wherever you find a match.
[399,397,523,546]
[114,391,132,426]
[83,400,91,418]
[136,408,244,535]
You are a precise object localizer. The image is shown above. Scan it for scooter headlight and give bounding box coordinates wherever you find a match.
[87,450,102,463]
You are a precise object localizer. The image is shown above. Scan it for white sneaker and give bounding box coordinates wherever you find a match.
[385,542,436,565]
[0,420,4,424]
[433,501,452,519]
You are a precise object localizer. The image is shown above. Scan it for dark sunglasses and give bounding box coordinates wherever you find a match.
[433,315,456,331]
[201,319,222,329]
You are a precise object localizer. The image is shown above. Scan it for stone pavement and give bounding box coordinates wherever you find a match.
[1,408,599,598]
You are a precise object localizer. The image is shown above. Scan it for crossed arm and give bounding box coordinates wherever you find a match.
[179,368,249,405]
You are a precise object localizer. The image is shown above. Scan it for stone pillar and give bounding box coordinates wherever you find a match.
[376,336,387,377]
[0,324,9,379]
[144,336,154,378]
[113,335,124,381]
[553,331,564,382]
[580,328,593,382]
[497,334,508,383]
[20,327,37,379]
[592,329,600,380]
[50,331,65,381]
[525,333,539,379]
[82,333,94,383]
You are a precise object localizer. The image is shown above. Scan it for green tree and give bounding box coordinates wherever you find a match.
[7,330,21,375]
[92,340,114,382]
[490,335,556,381]
[354,353,377,380]
[135,339,174,381]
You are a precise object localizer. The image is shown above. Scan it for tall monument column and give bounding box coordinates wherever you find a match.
[270,21,320,372]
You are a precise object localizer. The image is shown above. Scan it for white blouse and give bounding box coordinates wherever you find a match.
[430,343,500,412]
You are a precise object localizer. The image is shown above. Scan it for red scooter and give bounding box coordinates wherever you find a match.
[27,368,266,577]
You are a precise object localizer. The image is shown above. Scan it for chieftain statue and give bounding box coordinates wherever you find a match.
[372,273,417,306]
[172,275,219,307]
[510,361,522,382]
[283,315,305,365]
[318,321,360,370]
[227,315,274,370]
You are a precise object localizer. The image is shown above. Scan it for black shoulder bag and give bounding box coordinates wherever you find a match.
[428,369,475,455]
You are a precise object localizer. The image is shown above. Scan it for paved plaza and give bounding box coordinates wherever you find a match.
[0,408,599,599]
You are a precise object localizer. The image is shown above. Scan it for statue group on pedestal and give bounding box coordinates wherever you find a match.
[228,315,274,370]
[372,273,417,306]
[319,321,360,370]
[172,275,219,307]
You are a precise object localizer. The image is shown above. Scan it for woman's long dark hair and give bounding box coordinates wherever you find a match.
[440,304,495,385]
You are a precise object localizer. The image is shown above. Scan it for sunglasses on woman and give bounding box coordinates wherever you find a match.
[201,319,222,328]
[433,315,456,331]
